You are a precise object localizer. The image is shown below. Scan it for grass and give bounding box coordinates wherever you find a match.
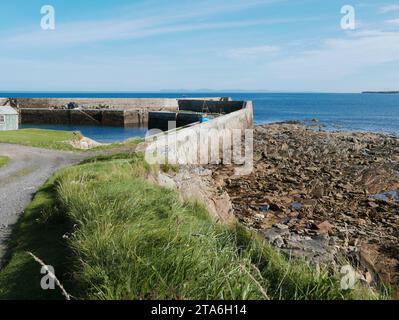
[0,156,9,168]
[160,162,180,173]
[0,129,82,151]
[0,129,143,152]
[90,137,143,152]
[0,153,386,300]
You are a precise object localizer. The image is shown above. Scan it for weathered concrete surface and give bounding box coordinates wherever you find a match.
[178,100,246,114]
[148,111,202,131]
[148,112,178,131]
[20,108,148,126]
[144,102,253,165]
[10,97,225,111]
[16,98,230,127]
[0,144,85,266]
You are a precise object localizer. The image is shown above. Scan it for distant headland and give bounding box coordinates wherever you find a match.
[362,91,399,94]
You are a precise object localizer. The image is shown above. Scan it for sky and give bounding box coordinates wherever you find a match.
[0,0,399,92]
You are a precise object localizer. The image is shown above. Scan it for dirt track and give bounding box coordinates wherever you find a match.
[0,143,85,265]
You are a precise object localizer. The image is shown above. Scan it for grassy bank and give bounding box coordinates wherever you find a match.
[0,129,82,151]
[0,129,142,152]
[0,156,9,168]
[0,153,383,300]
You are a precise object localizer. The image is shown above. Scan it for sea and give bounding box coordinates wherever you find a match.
[2,92,398,142]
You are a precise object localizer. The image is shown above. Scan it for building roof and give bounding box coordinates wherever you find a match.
[0,105,18,115]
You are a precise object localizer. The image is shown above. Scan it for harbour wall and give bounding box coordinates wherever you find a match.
[178,100,245,114]
[20,108,147,126]
[148,112,203,131]
[144,101,253,165]
[10,98,227,111]
[15,98,243,127]
[11,98,168,126]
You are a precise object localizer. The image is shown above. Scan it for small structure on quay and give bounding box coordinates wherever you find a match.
[0,105,19,131]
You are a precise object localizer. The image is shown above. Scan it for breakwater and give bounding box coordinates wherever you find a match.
[9,97,230,127]
[20,108,147,127]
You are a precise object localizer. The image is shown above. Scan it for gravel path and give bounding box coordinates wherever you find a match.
[0,143,86,265]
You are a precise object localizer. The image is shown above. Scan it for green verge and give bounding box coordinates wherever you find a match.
[90,138,143,152]
[0,129,143,152]
[0,156,9,168]
[0,129,82,151]
[0,153,385,300]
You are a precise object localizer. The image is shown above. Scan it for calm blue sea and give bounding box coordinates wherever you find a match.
[3,92,399,141]
[20,124,147,143]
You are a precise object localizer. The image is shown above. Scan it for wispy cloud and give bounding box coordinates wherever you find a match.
[226,45,280,60]
[4,19,278,47]
[386,18,399,26]
[266,30,399,80]
[379,5,399,13]
[2,0,285,47]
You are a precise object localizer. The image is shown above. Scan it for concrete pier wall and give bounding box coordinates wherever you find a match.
[177,113,203,128]
[178,100,246,114]
[12,97,225,111]
[144,102,253,165]
[12,97,229,127]
[148,100,247,131]
[148,112,178,132]
[148,112,203,131]
[20,109,148,126]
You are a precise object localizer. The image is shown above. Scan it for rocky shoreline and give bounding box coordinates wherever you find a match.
[211,122,399,297]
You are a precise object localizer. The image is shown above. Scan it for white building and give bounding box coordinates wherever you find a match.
[0,105,19,131]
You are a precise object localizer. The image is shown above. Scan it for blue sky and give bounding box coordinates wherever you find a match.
[0,0,399,92]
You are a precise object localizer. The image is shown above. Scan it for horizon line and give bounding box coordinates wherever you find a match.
[0,90,362,94]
